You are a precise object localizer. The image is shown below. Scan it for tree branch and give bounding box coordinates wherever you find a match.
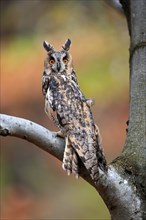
[0,113,64,159]
[0,113,142,219]
[0,113,94,186]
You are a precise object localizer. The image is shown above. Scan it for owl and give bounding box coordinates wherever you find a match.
[42,39,107,185]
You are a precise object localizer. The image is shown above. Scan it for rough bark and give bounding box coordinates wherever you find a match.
[1,0,146,219]
[113,0,146,219]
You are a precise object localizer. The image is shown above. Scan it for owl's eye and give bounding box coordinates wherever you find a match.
[63,58,68,64]
[49,59,55,65]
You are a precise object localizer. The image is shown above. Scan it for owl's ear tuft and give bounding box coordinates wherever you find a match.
[62,39,71,51]
[43,41,54,52]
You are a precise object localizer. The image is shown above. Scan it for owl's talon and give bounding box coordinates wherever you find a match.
[56,131,65,138]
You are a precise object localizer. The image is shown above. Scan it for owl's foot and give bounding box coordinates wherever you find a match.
[62,136,79,178]
[55,130,65,138]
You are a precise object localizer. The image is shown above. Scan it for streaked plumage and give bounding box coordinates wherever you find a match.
[42,39,107,185]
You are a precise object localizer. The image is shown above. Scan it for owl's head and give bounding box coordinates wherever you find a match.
[43,39,73,74]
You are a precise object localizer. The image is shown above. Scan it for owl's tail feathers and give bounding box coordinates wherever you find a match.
[62,134,108,185]
[80,150,100,184]
[68,134,108,185]
[62,136,79,179]
[68,135,99,184]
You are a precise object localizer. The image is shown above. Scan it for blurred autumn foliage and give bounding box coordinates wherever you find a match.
[1,1,129,219]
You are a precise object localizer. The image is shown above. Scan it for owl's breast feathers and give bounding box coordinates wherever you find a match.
[43,71,107,182]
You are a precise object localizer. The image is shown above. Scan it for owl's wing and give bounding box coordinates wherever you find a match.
[69,103,107,184]
[67,102,101,183]
[60,92,106,183]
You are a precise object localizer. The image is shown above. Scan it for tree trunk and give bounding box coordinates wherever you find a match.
[108,0,146,219]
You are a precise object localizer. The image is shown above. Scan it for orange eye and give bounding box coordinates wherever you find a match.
[49,59,54,64]
[63,59,68,64]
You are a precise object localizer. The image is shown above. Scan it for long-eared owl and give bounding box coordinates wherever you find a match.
[42,39,107,185]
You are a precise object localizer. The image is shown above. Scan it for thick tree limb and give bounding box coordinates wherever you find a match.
[0,113,142,219]
[0,114,64,160]
[0,113,94,186]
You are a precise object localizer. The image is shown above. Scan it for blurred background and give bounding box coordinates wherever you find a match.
[1,0,129,219]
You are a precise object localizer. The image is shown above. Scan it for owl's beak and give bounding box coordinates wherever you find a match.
[57,63,61,72]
